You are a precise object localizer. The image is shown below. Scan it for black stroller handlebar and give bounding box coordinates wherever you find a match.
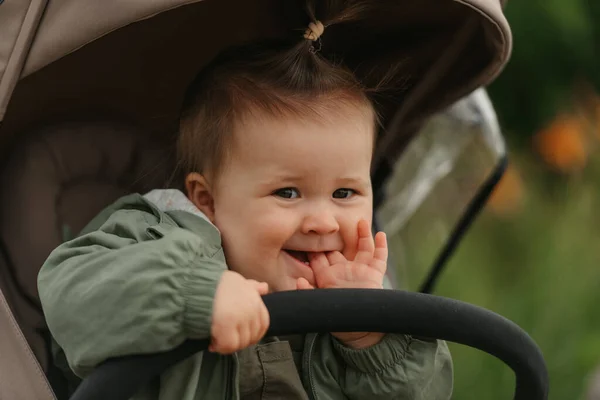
[69,289,548,400]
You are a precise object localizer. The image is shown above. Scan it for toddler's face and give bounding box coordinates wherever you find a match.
[202,106,375,292]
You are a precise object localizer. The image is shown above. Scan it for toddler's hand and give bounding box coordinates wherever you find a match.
[299,219,387,290]
[210,270,270,354]
[297,219,388,349]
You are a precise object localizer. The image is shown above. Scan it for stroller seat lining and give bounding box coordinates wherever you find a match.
[0,118,171,373]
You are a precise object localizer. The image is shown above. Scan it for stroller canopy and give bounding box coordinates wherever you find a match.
[0,0,511,163]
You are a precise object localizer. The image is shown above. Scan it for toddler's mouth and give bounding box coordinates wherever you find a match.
[283,249,310,265]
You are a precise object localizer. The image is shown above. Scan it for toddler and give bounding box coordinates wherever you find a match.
[39,7,453,400]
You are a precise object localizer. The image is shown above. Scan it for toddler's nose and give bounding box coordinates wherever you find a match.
[301,210,339,235]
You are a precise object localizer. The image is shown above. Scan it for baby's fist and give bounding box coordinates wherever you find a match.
[210,271,270,354]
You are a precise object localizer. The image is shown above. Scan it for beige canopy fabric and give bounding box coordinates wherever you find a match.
[0,0,198,121]
[0,0,512,160]
[0,0,47,121]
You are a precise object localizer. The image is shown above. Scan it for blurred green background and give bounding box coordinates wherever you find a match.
[434,159,600,400]
[392,1,600,399]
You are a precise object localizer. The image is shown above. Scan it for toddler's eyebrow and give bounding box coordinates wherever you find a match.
[336,176,370,188]
[257,174,370,188]
[257,173,305,186]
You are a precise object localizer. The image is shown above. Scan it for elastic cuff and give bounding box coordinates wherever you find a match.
[180,253,226,338]
[332,333,412,374]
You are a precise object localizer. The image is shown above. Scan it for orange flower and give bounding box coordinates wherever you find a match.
[487,164,524,215]
[533,114,588,173]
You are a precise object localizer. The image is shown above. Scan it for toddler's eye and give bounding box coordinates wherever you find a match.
[332,188,356,199]
[274,188,300,199]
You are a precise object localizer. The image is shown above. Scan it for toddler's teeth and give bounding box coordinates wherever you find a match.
[304,261,309,265]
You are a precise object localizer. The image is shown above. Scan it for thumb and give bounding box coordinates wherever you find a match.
[248,279,269,295]
[296,277,314,290]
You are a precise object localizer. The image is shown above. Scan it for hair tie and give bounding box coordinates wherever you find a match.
[303,21,325,41]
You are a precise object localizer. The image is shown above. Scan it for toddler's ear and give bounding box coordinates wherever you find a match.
[185,172,216,222]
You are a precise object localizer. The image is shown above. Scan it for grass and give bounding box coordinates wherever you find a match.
[387,154,600,399]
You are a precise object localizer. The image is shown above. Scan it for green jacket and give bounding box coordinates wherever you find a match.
[38,192,453,399]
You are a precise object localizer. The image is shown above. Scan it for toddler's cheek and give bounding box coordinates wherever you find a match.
[258,214,295,243]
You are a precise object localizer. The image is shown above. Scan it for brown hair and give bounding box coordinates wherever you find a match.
[177,1,396,182]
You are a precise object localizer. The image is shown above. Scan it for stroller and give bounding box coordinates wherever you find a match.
[0,0,548,399]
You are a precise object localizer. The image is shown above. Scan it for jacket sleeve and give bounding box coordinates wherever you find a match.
[38,207,227,378]
[310,333,453,399]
